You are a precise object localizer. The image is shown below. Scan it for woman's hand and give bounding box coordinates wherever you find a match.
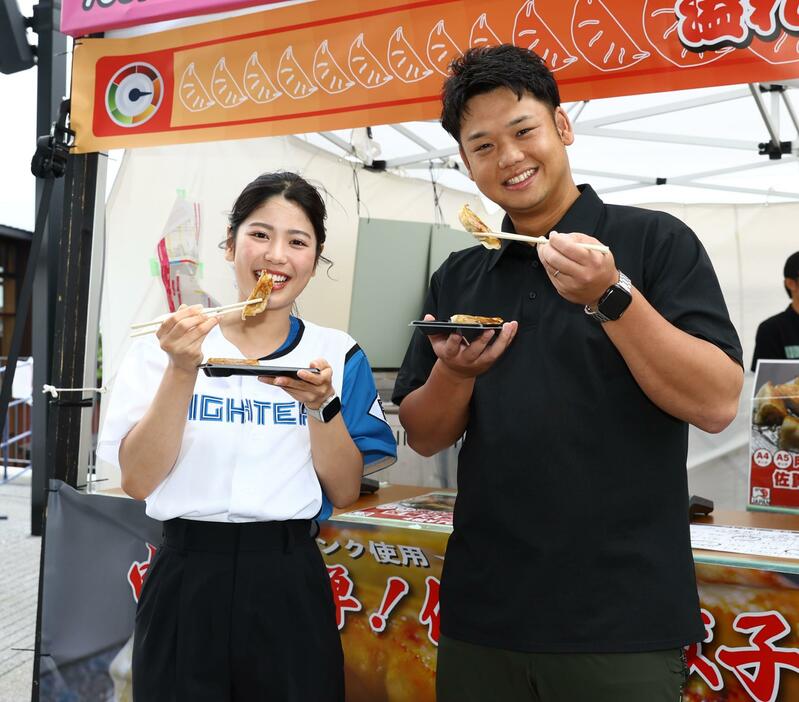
[265,358,362,508]
[156,304,218,374]
[259,358,335,409]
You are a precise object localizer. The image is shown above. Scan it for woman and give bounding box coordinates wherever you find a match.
[97,172,397,701]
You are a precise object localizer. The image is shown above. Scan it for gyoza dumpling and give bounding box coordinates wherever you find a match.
[754,382,788,426]
[241,271,273,320]
[772,382,799,415]
[458,204,501,250]
[779,414,799,451]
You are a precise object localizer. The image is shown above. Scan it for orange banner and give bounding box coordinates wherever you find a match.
[318,521,442,701]
[70,0,799,153]
[319,519,799,702]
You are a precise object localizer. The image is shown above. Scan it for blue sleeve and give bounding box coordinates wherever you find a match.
[341,344,397,474]
[316,494,334,522]
[316,344,397,523]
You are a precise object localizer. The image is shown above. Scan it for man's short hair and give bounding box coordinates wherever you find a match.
[784,251,799,297]
[440,44,561,143]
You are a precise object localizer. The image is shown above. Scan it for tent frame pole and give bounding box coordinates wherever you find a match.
[45,152,102,489]
[30,0,67,538]
[749,83,782,149]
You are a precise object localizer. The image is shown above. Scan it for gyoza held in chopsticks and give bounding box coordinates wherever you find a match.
[458,203,610,253]
[129,298,265,337]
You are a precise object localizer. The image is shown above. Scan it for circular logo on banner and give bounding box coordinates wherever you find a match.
[105,62,163,128]
[753,448,773,468]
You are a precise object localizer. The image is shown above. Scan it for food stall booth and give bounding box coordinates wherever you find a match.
[34,1,799,700]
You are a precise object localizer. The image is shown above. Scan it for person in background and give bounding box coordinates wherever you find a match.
[751,251,799,370]
[97,172,396,702]
[393,45,743,702]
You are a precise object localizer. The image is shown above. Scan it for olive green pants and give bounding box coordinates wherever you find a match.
[436,635,687,702]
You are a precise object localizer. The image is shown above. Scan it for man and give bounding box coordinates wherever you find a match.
[392,46,743,702]
[751,251,799,370]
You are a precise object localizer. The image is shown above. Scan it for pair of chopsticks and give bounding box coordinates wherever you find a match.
[129,298,263,338]
[473,230,611,254]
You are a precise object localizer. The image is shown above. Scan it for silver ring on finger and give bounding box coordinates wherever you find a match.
[553,269,561,278]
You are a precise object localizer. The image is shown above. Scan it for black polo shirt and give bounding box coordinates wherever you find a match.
[393,185,742,653]
[751,305,799,371]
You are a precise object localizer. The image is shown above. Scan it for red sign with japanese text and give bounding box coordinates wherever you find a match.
[70,0,799,153]
[344,492,455,530]
[750,361,799,513]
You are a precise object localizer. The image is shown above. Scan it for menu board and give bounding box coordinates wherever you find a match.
[749,360,799,512]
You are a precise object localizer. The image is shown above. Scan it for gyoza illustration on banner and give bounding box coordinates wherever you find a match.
[69,0,799,153]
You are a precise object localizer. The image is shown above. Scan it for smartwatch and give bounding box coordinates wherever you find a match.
[585,270,632,323]
[305,394,342,423]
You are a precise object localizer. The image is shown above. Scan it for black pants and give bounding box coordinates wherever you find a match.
[436,634,687,702]
[132,518,344,702]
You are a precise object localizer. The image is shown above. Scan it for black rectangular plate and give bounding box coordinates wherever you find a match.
[199,364,321,378]
[409,320,503,342]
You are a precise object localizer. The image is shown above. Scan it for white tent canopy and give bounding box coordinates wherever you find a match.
[298,81,799,208]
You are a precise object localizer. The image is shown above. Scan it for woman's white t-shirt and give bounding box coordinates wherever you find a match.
[97,318,396,522]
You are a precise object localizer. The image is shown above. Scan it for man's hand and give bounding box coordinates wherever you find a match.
[538,232,617,307]
[424,314,518,379]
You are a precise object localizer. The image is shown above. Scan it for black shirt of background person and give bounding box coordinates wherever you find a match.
[751,306,799,371]
[393,185,743,653]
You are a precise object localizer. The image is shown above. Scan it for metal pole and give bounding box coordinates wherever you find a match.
[3,413,8,481]
[30,0,67,537]
[47,152,100,488]
[30,3,67,699]
[749,83,781,149]
[78,154,107,490]
[781,90,799,135]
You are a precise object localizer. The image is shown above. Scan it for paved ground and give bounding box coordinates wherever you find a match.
[0,473,38,702]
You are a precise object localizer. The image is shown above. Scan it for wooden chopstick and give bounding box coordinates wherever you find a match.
[472,230,610,254]
[129,298,264,337]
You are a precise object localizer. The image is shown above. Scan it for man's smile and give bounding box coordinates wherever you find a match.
[503,168,538,189]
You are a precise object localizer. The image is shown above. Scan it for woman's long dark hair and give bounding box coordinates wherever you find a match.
[223,171,332,269]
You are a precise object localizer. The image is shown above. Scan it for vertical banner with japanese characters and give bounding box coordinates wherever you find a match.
[70,0,799,153]
[750,360,799,513]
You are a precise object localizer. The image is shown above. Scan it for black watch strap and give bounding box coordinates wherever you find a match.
[306,394,341,423]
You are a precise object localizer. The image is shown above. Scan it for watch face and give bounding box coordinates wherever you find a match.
[321,396,342,422]
[598,286,632,321]
[307,396,341,422]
